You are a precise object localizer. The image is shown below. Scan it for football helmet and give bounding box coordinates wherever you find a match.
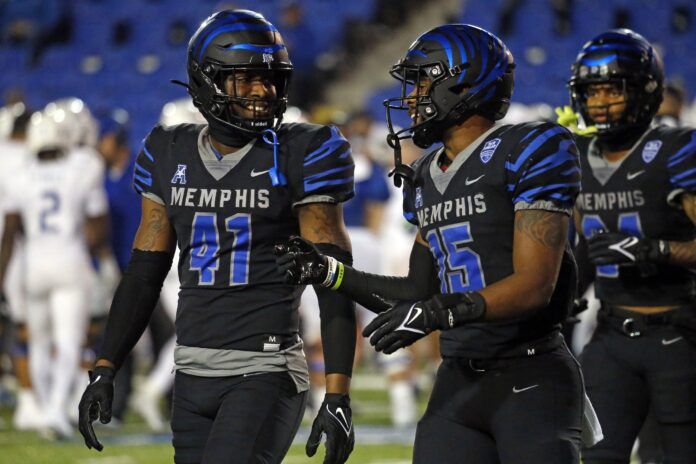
[44,98,99,148]
[27,109,77,156]
[569,29,663,144]
[384,24,514,150]
[186,9,292,146]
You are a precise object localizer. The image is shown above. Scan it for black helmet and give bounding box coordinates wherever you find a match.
[186,10,293,146]
[569,29,663,144]
[384,24,514,150]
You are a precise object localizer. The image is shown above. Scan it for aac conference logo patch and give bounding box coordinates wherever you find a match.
[480,138,501,164]
[642,140,662,163]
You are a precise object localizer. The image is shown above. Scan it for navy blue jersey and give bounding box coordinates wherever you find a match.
[133,123,354,350]
[403,122,580,358]
[575,126,696,306]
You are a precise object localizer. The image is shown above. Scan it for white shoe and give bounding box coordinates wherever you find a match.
[13,389,44,431]
[130,384,166,431]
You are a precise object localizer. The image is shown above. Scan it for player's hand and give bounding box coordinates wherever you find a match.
[363,294,486,354]
[587,232,670,266]
[307,393,355,464]
[362,300,437,354]
[274,236,329,285]
[78,366,115,451]
[554,105,597,136]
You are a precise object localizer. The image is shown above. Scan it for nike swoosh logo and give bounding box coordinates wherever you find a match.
[465,174,485,186]
[329,405,352,436]
[512,384,539,393]
[627,170,645,180]
[662,336,683,346]
[396,303,426,334]
[406,306,422,327]
[608,236,639,261]
[250,169,270,177]
[89,375,101,386]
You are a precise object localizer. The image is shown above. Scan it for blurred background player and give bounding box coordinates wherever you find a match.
[568,29,696,463]
[0,101,113,439]
[0,103,42,431]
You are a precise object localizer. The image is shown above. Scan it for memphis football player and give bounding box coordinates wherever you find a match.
[78,10,357,464]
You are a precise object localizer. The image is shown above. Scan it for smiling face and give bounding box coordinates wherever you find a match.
[223,70,278,119]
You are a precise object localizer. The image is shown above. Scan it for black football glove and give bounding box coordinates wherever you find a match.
[307,393,355,464]
[78,366,115,451]
[363,293,485,354]
[274,236,330,285]
[587,232,670,266]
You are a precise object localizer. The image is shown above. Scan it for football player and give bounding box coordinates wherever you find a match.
[77,10,357,464]
[0,105,111,439]
[277,24,601,463]
[0,104,42,431]
[565,29,696,463]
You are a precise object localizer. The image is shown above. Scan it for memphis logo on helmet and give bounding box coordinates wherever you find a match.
[171,164,188,185]
[263,53,274,63]
[480,138,501,164]
[642,140,662,163]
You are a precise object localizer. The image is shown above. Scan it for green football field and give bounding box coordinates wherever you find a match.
[0,377,420,464]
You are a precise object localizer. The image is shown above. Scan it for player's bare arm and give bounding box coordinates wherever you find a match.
[133,198,176,252]
[0,212,22,288]
[666,193,696,267]
[298,202,351,251]
[298,202,353,394]
[478,209,568,320]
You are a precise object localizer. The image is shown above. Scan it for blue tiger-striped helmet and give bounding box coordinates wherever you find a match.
[385,24,515,149]
[187,10,292,143]
[569,29,663,140]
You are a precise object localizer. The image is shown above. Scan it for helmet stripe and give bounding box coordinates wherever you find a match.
[224,43,286,53]
[196,23,279,61]
[420,32,454,68]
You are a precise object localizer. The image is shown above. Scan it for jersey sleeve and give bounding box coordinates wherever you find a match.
[292,125,355,208]
[506,123,581,215]
[83,155,109,217]
[133,125,166,205]
[666,129,696,206]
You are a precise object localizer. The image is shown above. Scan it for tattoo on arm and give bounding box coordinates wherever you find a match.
[139,207,168,250]
[299,203,351,250]
[515,210,567,249]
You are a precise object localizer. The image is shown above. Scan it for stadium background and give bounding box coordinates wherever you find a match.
[0,0,693,462]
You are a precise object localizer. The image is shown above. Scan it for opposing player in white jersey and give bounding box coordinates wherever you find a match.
[0,105,111,438]
[0,104,44,430]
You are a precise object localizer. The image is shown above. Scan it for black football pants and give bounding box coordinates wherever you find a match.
[580,322,696,464]
[171,371,306,464]
[413,344,583,463]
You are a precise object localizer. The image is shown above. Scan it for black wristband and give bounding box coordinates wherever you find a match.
[430,291,486,329]
[91,365,115,381]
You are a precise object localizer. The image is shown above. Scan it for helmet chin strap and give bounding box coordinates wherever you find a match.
[207,117,255,148]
